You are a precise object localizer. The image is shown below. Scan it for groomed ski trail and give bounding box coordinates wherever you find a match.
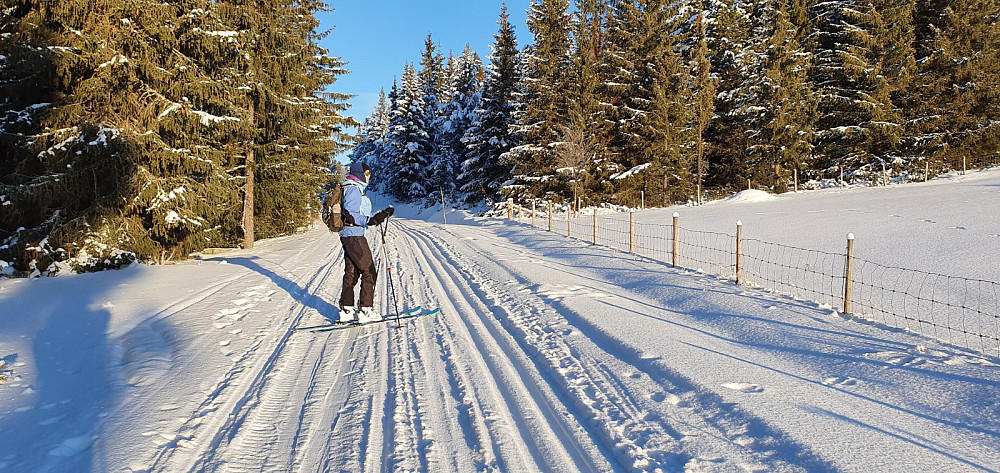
[84,217,1000,473]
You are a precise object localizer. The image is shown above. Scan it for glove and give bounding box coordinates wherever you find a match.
[342,211,356,226]
[369,207,393,226]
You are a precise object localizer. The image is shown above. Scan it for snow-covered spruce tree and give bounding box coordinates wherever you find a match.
[212,0,353,247]
[459,5,520,205]
[386,64,431,202]
[434,45,483,201]
[0,0,239,272]
[417,35,449,202]
[909,0,1000,170]
[352,89,392,192]
[0,0,352,272]
[566,0,614,203]
[601,0,694,206]
[808,0,917,183]
[691,9,717,204]
[506,0,573,202]
[738,0,816,193]
[702,0,753,193]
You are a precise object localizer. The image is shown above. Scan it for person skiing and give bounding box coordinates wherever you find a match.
[338,161,394,324]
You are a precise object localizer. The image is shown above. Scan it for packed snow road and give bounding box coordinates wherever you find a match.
[2,214,1000,472]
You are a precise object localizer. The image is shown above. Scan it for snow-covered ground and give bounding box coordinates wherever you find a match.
[2,170,999,472]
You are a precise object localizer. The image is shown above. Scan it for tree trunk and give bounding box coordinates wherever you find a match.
[243,104,255,250]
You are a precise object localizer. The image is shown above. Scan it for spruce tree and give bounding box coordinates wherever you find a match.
[508,0,573,200]
[387,64,430,201]
[0,0,353,272]
[460,5,520,205]
[352,89,392,191]
[567,0,612,200]
[911,0,1000,170]
[809,0,917,182]
[436,45,483,199]
[739,0,816,192]
[602,0,694,205]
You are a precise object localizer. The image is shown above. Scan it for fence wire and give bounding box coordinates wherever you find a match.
[510,204,1000,358]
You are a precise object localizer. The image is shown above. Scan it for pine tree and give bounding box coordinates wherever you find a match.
[460,5,520,205]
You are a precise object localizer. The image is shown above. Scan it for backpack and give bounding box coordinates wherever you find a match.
[321,185,345,232]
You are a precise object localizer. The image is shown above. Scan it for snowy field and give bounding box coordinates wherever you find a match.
[1,169,999,472]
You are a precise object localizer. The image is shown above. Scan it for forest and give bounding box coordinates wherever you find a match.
[355,0,999,209]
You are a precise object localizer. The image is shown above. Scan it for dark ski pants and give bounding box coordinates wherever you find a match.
[340,236,377,308]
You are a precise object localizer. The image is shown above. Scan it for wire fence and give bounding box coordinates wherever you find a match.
[502,200,1000,358]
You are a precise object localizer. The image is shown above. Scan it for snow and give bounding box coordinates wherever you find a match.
[1,170,999,471]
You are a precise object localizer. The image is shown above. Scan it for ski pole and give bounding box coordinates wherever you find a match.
[380,218,401,327]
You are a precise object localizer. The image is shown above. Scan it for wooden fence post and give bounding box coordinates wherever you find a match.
[441,189,447,225]
[963,156,967,175]
[844,233,855,314]
[532,201,536,227]
[736,220,743,285]
[548,200,553,232]
[629,212,635,253]
[925,161,929,182]
[794,169,798,193]
[507,199,513,220]
[641,191,645,210]
[672,212,680,267]
[593,211,598,245]
[567,208,572,238]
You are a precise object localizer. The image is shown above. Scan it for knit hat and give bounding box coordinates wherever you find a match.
[349,161,370,183]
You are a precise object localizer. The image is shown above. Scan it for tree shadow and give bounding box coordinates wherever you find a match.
[0,268,142,471]
[202,255,341,323]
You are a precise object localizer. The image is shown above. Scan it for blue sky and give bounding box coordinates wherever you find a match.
[316,1,531,134]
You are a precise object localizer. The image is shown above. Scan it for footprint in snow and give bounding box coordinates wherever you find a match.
[949,226,967,230]
[920,219,937,224]
[822,376,858,387]
[722,382,764,393]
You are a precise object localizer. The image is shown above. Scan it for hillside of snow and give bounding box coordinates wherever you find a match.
[1,169,999,472]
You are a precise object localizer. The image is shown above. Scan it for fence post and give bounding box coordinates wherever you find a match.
[925,161,929,182]
[567,208,572,238]
[593,211,598,245]
[641,191,645,210]
[672,212,680,267]
[629,212,635,253]
[507,199,513,220]
[548,200,553,232]
[532,200,536,227]
[794,169,798,192]
[843,233,855,314]
[736,220,743,285]
[441,189,447,225]
[963,156,967,175]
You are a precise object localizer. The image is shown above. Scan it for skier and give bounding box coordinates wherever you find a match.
[338,161,394,324]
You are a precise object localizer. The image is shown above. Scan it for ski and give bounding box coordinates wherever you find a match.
[299,307,441,333]
[297,306,422,332]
